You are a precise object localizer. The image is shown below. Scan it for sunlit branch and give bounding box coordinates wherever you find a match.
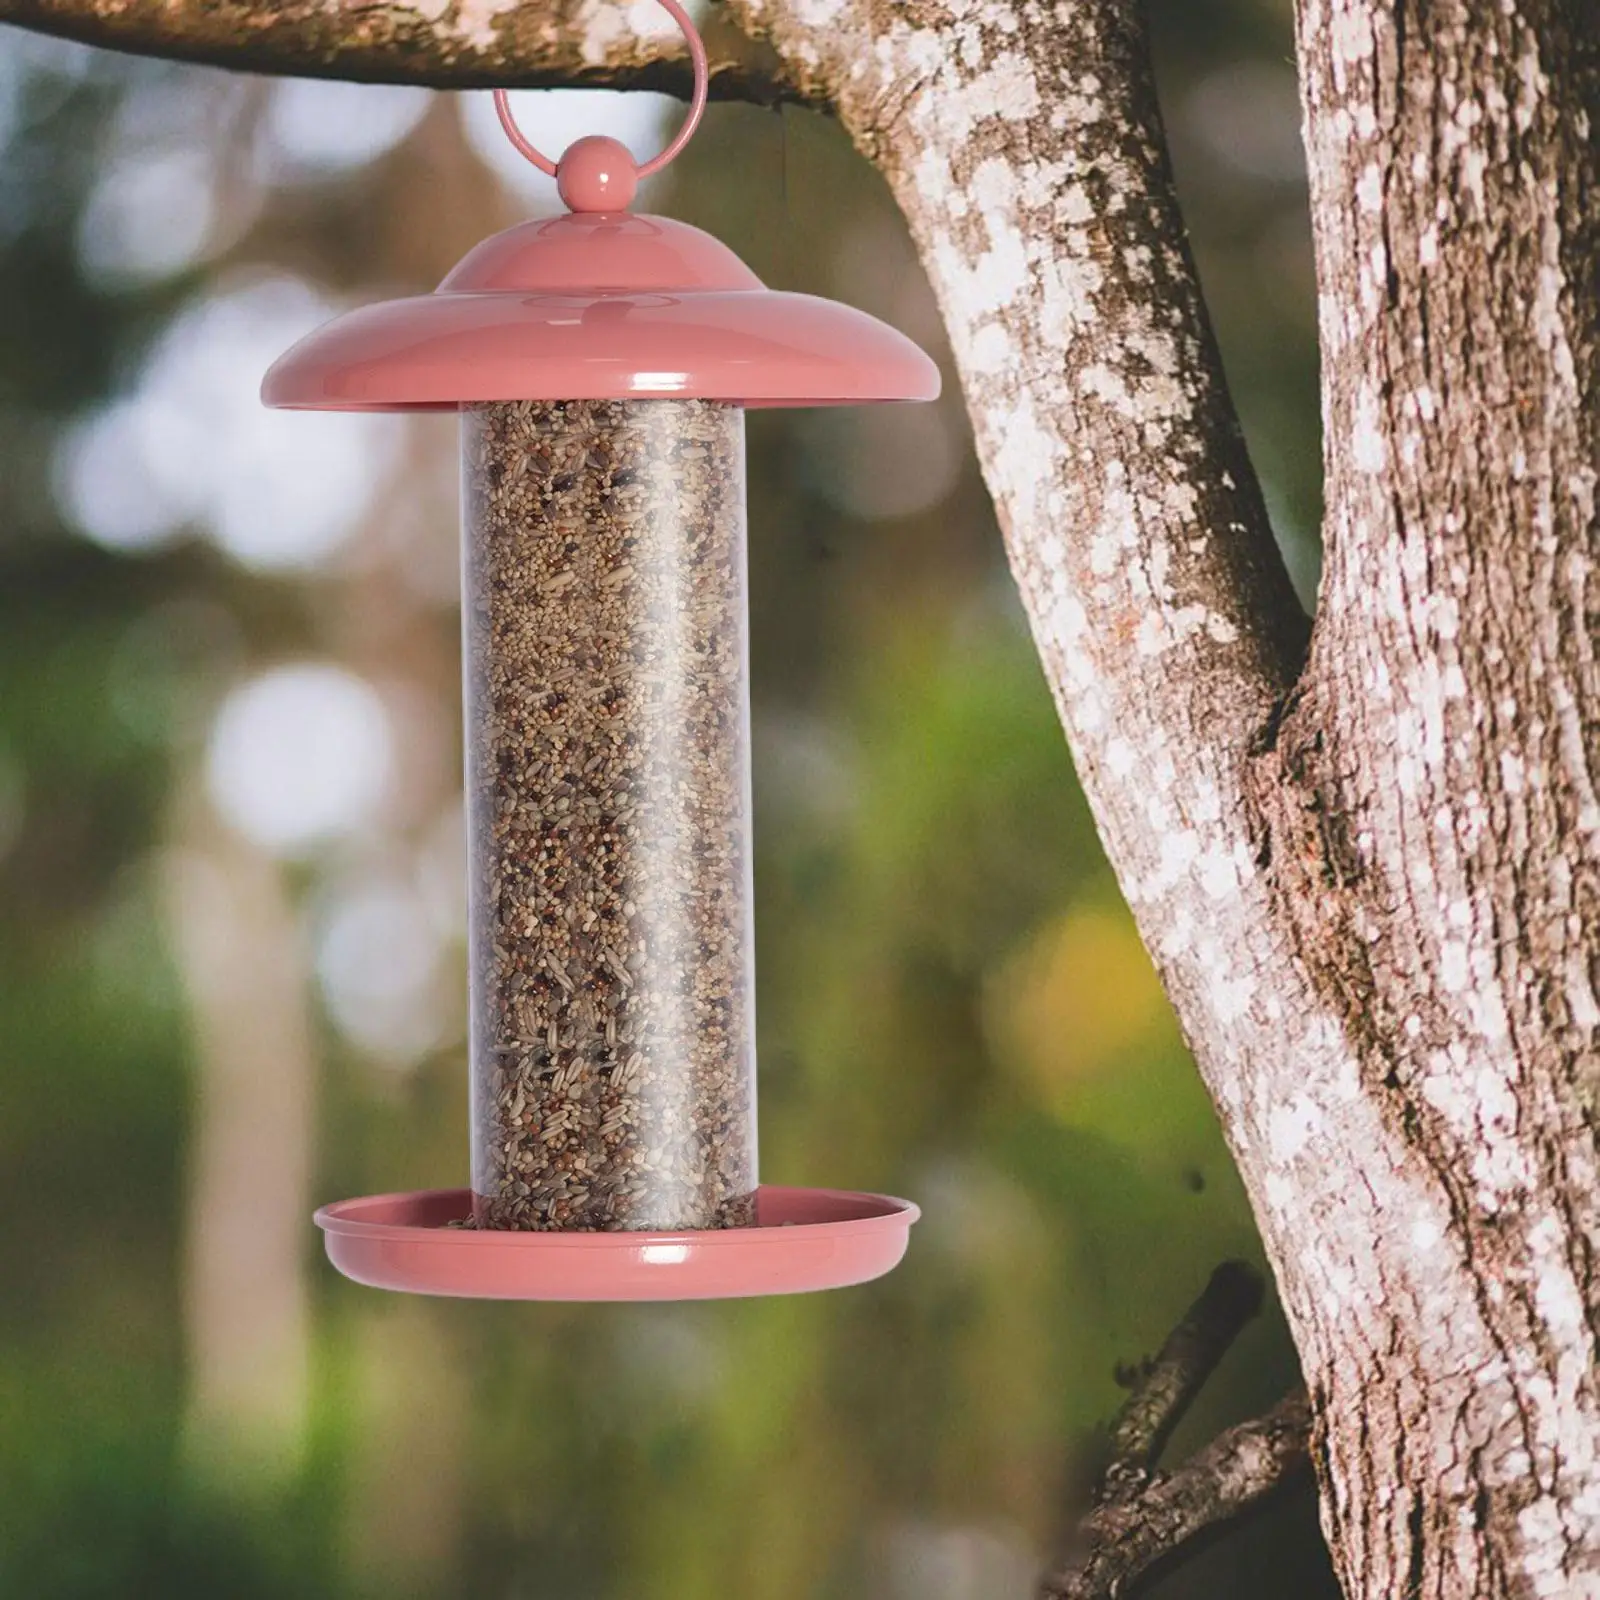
[0,0,808,107]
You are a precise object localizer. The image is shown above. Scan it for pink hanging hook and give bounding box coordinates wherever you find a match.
[491,0,709,209]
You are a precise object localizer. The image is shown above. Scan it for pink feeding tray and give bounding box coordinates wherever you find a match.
[315,1186,919,1301]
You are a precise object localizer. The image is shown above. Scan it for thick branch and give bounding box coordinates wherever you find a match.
[1043,1391,1313,1600]
[709,25,1345,1563]
[0,0,805,106]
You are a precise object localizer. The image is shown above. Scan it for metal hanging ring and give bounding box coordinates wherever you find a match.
[491,0,709,181]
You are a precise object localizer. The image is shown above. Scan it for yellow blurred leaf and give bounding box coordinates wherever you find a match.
[984,904,1178,1110]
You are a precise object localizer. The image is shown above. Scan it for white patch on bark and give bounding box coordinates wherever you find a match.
[573,0,686,61]
[1351,383,1388,472]
[392,0,521,49]
[1269,1095,1322,1162]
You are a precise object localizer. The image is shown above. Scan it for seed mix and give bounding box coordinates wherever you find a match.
[463,398,758,1231]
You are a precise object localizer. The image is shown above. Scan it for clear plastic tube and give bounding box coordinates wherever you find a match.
[463,399,757,1231]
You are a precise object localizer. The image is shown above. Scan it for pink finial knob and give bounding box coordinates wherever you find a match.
[557,136,639,213]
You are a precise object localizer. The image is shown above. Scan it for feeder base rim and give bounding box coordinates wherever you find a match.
[313,1184,917,1301]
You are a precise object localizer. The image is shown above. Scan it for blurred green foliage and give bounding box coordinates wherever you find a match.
[0,8,1335,1599]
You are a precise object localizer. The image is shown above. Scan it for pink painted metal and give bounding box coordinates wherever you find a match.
[315,1186,919,1300]
[555,135,640,213]
[272,40,932,1301]
[440,210,762,294]
[261,214,940,409]
[490,0,706,187]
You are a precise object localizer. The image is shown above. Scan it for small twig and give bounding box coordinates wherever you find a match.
[1041,1390,1313,1600]
[1103,1259,1265,1488]
[1037,1261,1314,1600]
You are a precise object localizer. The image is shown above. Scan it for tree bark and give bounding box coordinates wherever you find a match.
[0,0,802,103]
[1250,3,1600,1594]
[4,0,1596,1596]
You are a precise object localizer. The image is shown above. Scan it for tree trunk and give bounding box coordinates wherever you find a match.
[3,0,1597,1594]
[781,0,1600,1588]
[1253,3,1600,1594]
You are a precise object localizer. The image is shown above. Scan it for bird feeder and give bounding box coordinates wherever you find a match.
[263,4,938,1301]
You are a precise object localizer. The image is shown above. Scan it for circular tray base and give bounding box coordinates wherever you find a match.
[314,1185,918,1301]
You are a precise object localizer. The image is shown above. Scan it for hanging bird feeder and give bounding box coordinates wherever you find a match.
[263,2,938,1302]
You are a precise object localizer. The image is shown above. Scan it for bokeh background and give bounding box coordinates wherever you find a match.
[0,3,1337,1596]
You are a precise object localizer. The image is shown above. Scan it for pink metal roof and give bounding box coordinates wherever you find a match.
[262,211,940,411]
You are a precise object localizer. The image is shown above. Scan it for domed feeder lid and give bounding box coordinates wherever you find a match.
[263,89,939,412]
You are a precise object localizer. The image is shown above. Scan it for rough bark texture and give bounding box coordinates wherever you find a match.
[1249,3,1600,1595]
[5,0,1597,1596]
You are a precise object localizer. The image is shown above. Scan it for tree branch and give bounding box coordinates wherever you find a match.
[0,0,806,106]
[1103,1259,1265,1487]
[1043,1390,1313,1600]
[722,0,1332,1052]
[1039,1262,1311,1600]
